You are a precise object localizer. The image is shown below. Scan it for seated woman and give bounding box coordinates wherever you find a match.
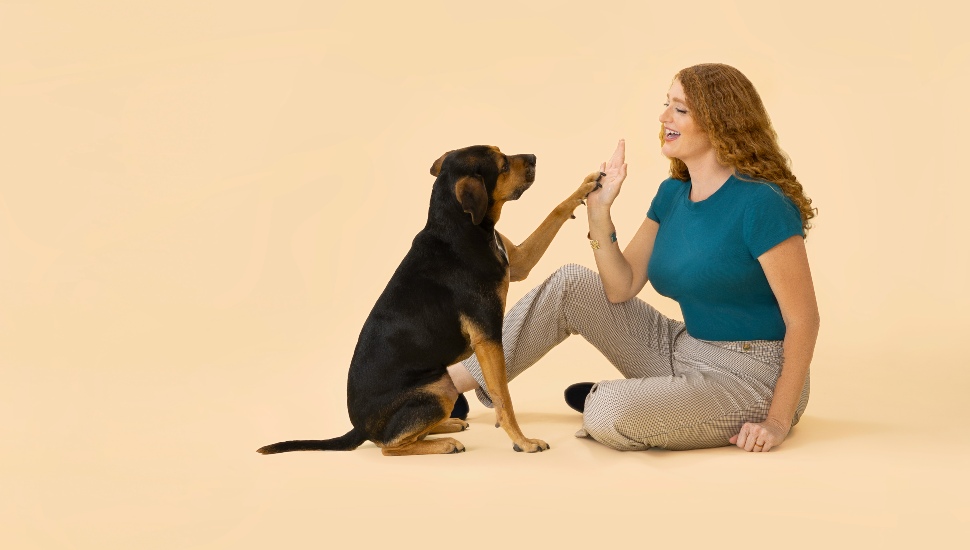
[448,63,819,453]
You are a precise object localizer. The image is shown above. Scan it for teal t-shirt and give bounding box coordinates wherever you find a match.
[646,174,804,341]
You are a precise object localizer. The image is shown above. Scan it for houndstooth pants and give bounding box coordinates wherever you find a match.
[461,263,810,451]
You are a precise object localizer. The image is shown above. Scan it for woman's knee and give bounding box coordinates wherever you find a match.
[582,383,653,450]
[553,263,596,288]
[552,263,608,311]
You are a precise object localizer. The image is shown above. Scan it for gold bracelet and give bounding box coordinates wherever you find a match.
[588,231,616,250]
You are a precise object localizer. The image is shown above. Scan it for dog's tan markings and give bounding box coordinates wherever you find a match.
[459,315,549,453]
[423,371,461,417]
[381,437,465,456]
[487,198,508,224]
[428,418,469,434]
[484,148,511,223]
[377,373,467,456]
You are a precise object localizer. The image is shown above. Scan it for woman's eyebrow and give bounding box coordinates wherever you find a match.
[666,94,687,105]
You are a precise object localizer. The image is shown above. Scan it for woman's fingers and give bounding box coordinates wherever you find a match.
[734,423,759,451]
[730,424,746,448]
[746,428,761,451]
[732,421,784,452]
[588,141,627,208]
[738,424,758,452]
[608,139,625,168]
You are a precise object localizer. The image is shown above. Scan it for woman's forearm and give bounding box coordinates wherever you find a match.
[766,320,819,427]
[587,207,634,303]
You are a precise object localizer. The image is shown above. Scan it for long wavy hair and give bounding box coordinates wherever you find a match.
[663,63,816,233]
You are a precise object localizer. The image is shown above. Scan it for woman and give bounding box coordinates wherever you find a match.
[448,63,819,452]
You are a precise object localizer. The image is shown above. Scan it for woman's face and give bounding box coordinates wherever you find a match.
[659,79,713,163]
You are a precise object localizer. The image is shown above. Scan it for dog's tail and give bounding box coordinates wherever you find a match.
[256,428,367,454]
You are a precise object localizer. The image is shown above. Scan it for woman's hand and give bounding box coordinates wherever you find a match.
[729,417,790,452]
[586,139,628,211]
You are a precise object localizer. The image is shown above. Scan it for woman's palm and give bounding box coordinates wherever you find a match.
[588,139,627,208]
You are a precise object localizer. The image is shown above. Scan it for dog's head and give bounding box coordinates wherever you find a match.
[429,145,536,225]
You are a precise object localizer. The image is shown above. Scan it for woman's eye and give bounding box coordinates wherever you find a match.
[676,108,687,114]
[663,102,669,107]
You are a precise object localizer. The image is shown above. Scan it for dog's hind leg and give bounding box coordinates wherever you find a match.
[381,437,466,456]
[376,375,466,456]
[427,418,469,434]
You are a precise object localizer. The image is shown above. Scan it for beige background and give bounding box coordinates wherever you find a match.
[2,0,968,548]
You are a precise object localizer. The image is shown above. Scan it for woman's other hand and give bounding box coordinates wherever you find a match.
[729,417,790,452]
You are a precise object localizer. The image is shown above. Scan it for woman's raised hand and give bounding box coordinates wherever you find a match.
[586,139,628,211]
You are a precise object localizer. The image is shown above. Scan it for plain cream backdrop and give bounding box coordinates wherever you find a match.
[2,1,968,548]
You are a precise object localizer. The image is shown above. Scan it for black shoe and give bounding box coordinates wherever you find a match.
[564,382,594,413]
[451,393,469,420]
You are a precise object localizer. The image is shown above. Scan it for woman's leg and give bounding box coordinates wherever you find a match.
[457,263,685,407]
[580,337,810,451]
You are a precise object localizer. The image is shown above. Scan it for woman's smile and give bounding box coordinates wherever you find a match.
[664,127,681,141]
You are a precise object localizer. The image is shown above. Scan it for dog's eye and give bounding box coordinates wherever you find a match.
[502,163,510,172]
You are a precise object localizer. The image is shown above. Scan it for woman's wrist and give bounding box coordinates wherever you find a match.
[587,205,613,223]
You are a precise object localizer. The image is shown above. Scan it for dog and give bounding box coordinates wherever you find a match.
[257,145,601,456]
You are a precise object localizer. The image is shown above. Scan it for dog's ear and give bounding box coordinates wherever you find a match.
[430,150,454,177]
[455,175,488,225]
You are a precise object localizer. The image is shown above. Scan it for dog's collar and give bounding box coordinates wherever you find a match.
[493,230,509,265]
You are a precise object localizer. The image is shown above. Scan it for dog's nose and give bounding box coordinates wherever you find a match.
[526,154,537,166]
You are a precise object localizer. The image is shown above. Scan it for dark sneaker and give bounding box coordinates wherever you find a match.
[450,393,470,420]
[564,382,594,413]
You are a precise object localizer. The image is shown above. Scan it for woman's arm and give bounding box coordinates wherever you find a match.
[589,211,658,303]
[730,234,820,452]
[586,139,659,303]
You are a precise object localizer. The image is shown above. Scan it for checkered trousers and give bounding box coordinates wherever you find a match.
[460,263,810,451]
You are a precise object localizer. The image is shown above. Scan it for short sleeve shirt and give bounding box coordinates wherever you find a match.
[646,174,804,341]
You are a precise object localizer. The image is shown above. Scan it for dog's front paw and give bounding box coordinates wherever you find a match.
[576,171,604,198]
[512,438,550,453]
[562,172,605,219]
[571,171,604,202]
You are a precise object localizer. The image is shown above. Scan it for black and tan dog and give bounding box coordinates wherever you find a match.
[257,145,601,456]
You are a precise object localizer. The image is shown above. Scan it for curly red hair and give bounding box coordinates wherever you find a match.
[662,63,816,233]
